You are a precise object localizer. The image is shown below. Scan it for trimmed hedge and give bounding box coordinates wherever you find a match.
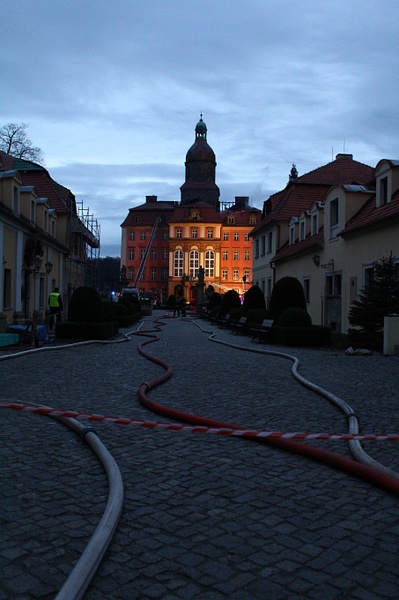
[55,321,119,340]
[276,325,331,347]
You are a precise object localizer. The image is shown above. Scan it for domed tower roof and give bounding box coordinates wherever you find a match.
[195,114,207,138]
[181,114,220,209]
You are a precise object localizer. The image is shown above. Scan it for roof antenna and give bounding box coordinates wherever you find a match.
[343,139,346,153]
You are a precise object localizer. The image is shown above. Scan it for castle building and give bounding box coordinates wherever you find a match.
[120,116,260,303]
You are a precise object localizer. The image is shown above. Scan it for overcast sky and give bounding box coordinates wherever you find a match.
[1,0,398,257]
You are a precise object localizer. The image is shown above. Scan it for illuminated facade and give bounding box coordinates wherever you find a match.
[120,116,260,303]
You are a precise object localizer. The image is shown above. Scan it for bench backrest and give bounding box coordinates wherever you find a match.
[262,319,274,329]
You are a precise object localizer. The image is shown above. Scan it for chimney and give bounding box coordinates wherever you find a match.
[335,154,353,161]
[146,195,158,203]
[234,196,249,210]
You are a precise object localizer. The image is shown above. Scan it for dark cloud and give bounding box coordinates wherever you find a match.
[1,0,398,256]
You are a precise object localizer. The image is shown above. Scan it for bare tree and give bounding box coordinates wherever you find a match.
[0,122,44,164]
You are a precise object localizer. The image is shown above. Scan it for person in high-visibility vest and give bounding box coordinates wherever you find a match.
[48,287,63,330]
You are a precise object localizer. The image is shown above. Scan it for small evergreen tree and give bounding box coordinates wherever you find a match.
[221,289,241,315]
[349,255,399,335]
[269,276,307,324]
[242,285,266,315]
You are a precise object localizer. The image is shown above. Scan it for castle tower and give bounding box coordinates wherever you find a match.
[180,114,220,209]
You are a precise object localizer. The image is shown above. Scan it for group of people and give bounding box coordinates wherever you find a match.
[173,294,187,317]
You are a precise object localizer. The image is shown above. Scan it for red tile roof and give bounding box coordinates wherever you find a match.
[340,187,399,237]
[251,154,374,235]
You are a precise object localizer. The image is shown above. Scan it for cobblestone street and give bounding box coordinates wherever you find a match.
[1,314,399,599]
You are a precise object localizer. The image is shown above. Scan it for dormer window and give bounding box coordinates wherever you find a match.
[330,198,339,239]
[311,213,318,235]
[299,220,305,241]
[176,228,182,238]
[191,211,198,221]
[249,216,256,225]
[228,216,235,224]
[379,176,388,205]
[289,217,298,245]
[13,186,19,213]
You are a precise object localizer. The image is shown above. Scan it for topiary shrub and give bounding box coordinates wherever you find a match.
[68,286,104,323]
[242,285,266,315]
[269,277,307,323]
[221,289,241,316]
[207,292,222,312]
[278,307,311,327]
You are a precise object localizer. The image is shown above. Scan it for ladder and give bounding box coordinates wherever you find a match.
[133,215,161,288]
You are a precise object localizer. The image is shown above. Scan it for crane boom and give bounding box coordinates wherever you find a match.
[133,215,161,288]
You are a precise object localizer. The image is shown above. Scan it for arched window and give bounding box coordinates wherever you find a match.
[205,250,214,278]
[189,249,199,278]
[174,249,183,277]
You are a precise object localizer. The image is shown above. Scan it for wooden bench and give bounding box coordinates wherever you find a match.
[251,319,274,343]
[231,316,248,335]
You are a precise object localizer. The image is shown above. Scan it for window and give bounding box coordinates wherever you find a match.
[129,268,134,280]
[129,231,135,240]
[162,249,168,260]
[205,250,214,278]
[176,228,182,238]
[330,198,339,238]
[207,228,213,238]
[174,249,183,277]
[192,228,198,238]
[267,231,273,253]
[289,226,295,245]
[31,200,36,222]
[13,186,19,213]
[162,267,168,280]
[228,216,235,224]
[249,216,256,225]
[244,233,249,241]
[189,249,199,278]
[135,215,142,224]
[222,250,228,260]
[267,278,272,306]
[299,221,305,241]
[233,250,239,260]
[162,232,168,240]
[151,268,157,280]
[233,269,239,281]
[223,232,229,241]
[312,213,318,235]
[234,232,239,241]
[151,250,157,260]
[244,250,250,261]
[140,249,145,259]
[51,219,56,238]
[379,176,388,205]
[255,239,259,259]
[140,231,146,240]
[191,212,198,221]
[261,235,266,256]
[244,269,250,282]
[43,210,48,231]
[303,277,310,302]
[129,249,135,260]
[326,273,341,296]
[364,265,374,288]
[222,269,228,281]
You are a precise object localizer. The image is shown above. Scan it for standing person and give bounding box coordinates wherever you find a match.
[48,287,63,330]
[173,295,181,317]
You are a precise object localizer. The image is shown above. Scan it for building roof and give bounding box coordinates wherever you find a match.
[251,154,374,235]
[340,187,399,237]
[0,151,75,213]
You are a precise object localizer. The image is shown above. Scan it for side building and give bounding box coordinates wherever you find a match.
[120,116,260,304]
[0,151,100,326]
[251,154,399,333]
